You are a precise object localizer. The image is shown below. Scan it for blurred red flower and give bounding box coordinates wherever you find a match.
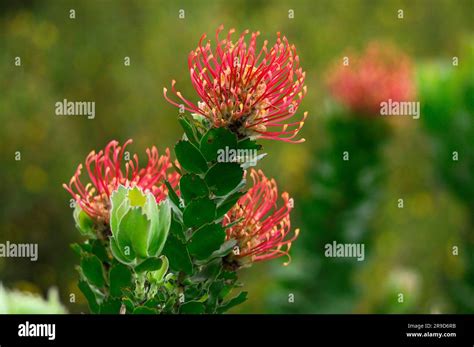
[327,42,415,115]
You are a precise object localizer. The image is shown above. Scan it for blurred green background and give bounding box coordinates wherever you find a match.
[0,0,472,313]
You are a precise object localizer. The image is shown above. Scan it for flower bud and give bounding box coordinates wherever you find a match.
[109,185,171,266]
[73,206,95,238]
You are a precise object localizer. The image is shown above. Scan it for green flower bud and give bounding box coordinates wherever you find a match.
[109,185,171,266]
[73,206,95,238]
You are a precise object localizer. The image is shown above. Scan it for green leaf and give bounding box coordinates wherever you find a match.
[206,280,225,313]
[216,191,245,219]
[164,180,182,210]
[219,270,238,281]
[183,197,216,228]
[99,298,122,314]
[133,306,156,314]
[205,162,243,196]
[147,256,169,284]
[178,116,200,145]
[78,242,93,253]
[200,127,237,162]
[190,258,221,283]
[109,263,132,297]
[170,215,186,241]
[91,240,109,263]
[175,140,208,174]
[180,174,209,202]
[218,283,233,301]
[194,239,238,265]
[81,254,105,288]
[144,298,160,308]
[188,224,226,260]
[237,138,262,151]
[180,301,205,314]
[146,198,171,257]
[184,284,203,300]
[209,239,238,259]
[78,280,99,313]
[70,243,83,257]
[135,257,163,273]
[122,297,134,314]
[217,291,248,313]
[110,185,130,234]
[110,236,133,265]
[162,234,193,274]
[117,207,149,259]
[73,207,95,237]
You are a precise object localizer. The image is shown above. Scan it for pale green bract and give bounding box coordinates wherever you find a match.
[73,205,95,238]
[0,283,67,314]
[109,185,171,266]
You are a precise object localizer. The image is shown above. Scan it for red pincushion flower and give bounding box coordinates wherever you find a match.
[327,42,415,115]
[63,139,179,225]
[223,169,299,267]
[164,25,307,143]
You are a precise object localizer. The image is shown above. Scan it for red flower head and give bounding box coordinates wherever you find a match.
[223,169,299,267]
[63,139,180,226]
[327,42,415,115]
[164,25,307,143]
